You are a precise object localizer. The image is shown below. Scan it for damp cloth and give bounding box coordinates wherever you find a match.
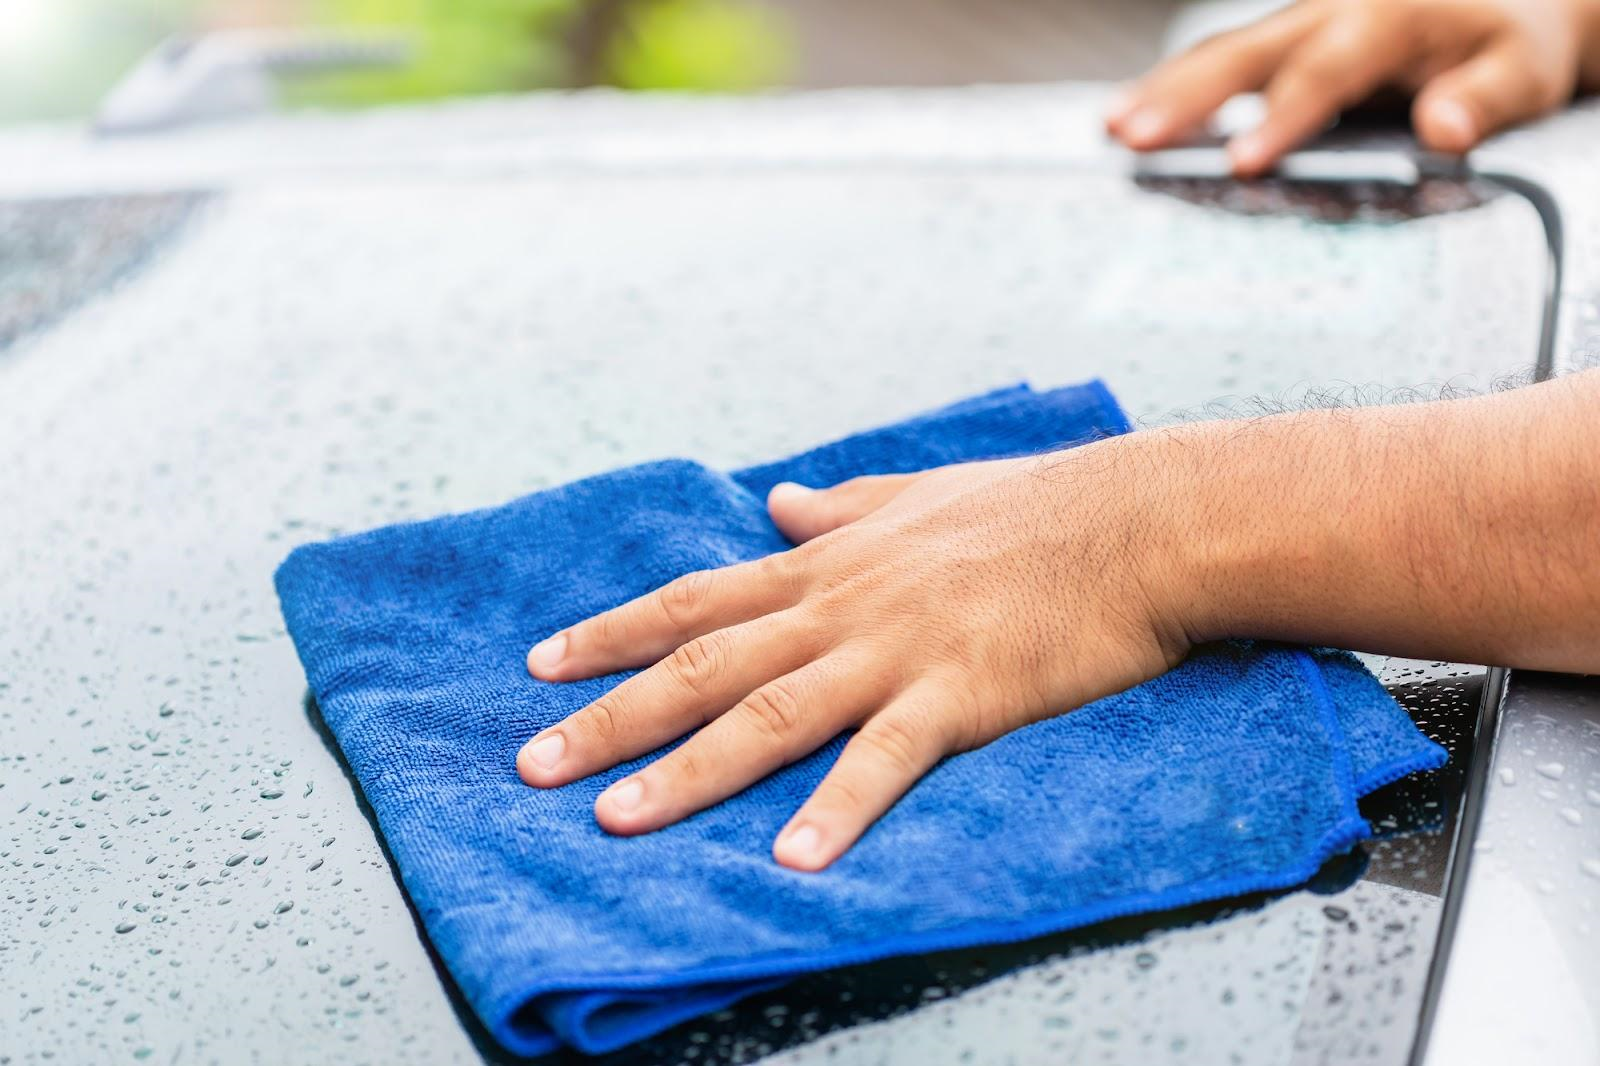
[275,380,1446,1055]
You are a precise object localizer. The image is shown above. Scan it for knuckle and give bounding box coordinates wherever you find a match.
[1292,47,1348,84]
[1197,23,1278,69]
[668,744,708,787]
[579,697,622,744]
[741,680,806,741]
[1528,67,1568,109]
[1192,23,1251,57]
[820,771,872,814]
[859,716,927,775]
[921,678,982,750]
[659,569,716,630]
[758,548,808,599]
[780,605,832,659]
[1321,3,1379,41]
[586,608,623,650]
[667,632,729,699]
[829,475,878,503]
[1284,40,1367,92]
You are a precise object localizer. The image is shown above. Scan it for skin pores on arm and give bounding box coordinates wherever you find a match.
[519,370,1600,869]
[1159,369,1600,672]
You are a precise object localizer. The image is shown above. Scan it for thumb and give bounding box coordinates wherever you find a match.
[1413,39,1564,154]
[767,473,922,543]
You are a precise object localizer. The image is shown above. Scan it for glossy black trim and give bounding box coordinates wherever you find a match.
[1473,168,1564,383]
[1405,163,1564,1065]
[1404,666,1509,1065]
[1130,147,1566,1066]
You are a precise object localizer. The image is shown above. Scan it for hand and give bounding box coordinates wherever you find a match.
[516,447,1191,871]
[1105,0,1600,176]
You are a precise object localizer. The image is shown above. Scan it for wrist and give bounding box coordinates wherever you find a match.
[1086,424,1241,660]
[1130,421,1250,649]
[1131,411,1368,652]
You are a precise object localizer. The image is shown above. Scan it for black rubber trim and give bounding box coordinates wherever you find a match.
[1404,666,1508,1065]
[1405,161,1563,1066]
[1127,147,1565,1066]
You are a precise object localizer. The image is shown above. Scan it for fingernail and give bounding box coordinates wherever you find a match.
[607,778,644,811]
[777,823,822,865]
[529,633,567,673]
[1121,108,1167,146]
[522,732,565,771]
[1427,97,1476,149]
[768,482,812,505]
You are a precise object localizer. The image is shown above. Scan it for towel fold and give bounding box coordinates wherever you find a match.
[275,381,1446,1056]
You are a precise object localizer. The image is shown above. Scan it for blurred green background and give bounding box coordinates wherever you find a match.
[0,0,1173,126]
[0,0,797,124]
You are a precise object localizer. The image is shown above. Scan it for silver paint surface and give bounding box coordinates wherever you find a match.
[2,86,1595,1064]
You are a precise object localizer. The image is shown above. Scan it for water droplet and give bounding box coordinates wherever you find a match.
[241,828,263,840]
[275,900,293,914]
[1321,905,1349,922]
[225,853,247,867]
[115,921,137,934]
[1536,761,1565,781]
[1581,858,1600,880]
[339,974,360,987]
[308,857,324,872]
[1498,768,1516,787]
[1560,807,1583,827]
[259,789,284,800]
[1586,789,1600,807]
[91,790,107,801]
[1134,951,1157,970]
[253,919,269,929]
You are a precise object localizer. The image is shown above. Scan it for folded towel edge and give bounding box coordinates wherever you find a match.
[487,649,1398,1055]
[490,809,1374,1055]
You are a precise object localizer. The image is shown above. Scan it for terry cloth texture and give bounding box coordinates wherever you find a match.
[275,381,1446,1056]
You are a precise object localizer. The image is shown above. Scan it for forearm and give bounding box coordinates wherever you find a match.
[1582,0,1600,90]
[1152,370,1600,672]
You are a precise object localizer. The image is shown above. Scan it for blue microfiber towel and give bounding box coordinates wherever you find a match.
[275,381,1446,1056]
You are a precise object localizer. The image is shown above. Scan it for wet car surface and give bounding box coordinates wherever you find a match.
[2,86,1597,1064]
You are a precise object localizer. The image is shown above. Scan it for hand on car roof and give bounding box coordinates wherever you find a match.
[1105,0,1600,175]
[518,371,1600,872]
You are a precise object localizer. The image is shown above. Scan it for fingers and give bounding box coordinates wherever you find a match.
[774,680,959,871]
[1413,38,1561,154]
[1229,8,1410,176]
[528,555,797,682]
[1106,7,1317,150]
[767,473,922,544]
[531,472,924,684]
[592,653,887,835]
[518,612,814,787]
